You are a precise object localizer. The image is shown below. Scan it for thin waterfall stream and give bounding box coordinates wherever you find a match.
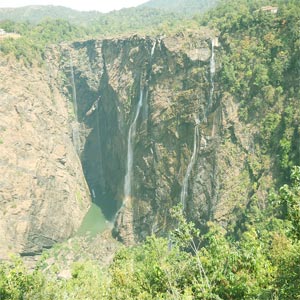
[180,121,200,211]
[208,39,216,109]
[180,38,216,210]
[123,40,156,206]
[124,88,144,205]
[69,51,78,119]
[151,40,156,57]
[69,51,80,154]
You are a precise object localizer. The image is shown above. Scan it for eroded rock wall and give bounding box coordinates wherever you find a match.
[0,29,277,257]
[0,56,90,258]
[50,31,274,245]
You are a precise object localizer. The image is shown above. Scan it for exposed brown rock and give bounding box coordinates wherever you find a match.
[0,56,90,258]
[0,29,276,255]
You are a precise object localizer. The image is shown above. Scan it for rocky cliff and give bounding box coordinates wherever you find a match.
[0,28,277,256]
[0,56,90,258]
[48,30,274,245]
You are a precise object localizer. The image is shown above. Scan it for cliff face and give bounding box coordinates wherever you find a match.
[51,30,273,245]
[0,56,90,258]
[0,28,275,256]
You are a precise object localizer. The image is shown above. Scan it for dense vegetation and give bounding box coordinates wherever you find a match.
[0,0,299,299]
[0,6,102,25]
[87,7,185,36]
[0,0,218,24]
[1,167,300,299]
[0,19,88,65]
[0,0,219,64]
[0,7,186,65]
[141,0,220,16]
[202,0,300,182]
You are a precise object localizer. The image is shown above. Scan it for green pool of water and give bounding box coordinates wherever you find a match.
[76,203,108,237]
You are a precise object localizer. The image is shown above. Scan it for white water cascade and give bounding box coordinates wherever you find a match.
[69,52,78,119]
[151,40,156,57]
[123,88,144,205]
[122,41,156,206]
[208,39,216,109]
[180,120,200,211]
[69,51,80,154]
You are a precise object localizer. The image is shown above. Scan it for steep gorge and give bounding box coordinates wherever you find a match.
[48,30,271,245]
[0,56,91,258]
[0,29,282,257]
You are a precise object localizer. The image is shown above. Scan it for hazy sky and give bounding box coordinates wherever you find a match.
[0,0,149,12]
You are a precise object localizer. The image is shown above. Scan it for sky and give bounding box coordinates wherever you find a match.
[0,0,149,13]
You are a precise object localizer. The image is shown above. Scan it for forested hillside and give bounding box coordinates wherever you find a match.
[0,6,185,65]
[0,0,218,25]
[141,0,220,15]
[0,5,102,25]
[0,0,299,299]
[202,0,300,183]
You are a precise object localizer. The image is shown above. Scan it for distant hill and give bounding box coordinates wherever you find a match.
[88,7,184,36]
[0,5,185,38]
[0,5,102,25]
[0,1,220,27]
[140,0,220,15]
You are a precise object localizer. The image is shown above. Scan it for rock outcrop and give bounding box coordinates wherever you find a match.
[0,28,276,255]
[50,30,272,245]
[0,56,90,258]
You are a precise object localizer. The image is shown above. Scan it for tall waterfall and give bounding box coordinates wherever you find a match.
[69,52,78,120]
[208,39,216,108]
[122,41,156,206]
[179,39,216,211]
[124,89,144,204]
[95,97,105,192]
[151,40,156,57]
[69,51,80,154]
[180,123,200,211]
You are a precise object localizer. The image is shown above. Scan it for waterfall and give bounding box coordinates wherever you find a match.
[180,123,200,211]
[69,51,80,154]
[95,96,105,191]
[178,39,216,211]
[69,51,78,120]
[151,40,156,57]
[208,39,216,108]
[211,114,216,137]
[124,88,144,204]
[142,39,156,121]
[122,41,156,205]
[71,124,80,154]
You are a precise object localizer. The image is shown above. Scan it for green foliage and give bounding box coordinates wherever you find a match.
[200,223,274,300]
[0,256,44,300]
[276,166,300,238]
[1,167,300,300]
[0,7,195,64]
[0,19,86,65]
[141,0,219,16]
[88,7,189,37]
[0,1,219,27]
[273,240,300,299]
[200,0,300,180]
[0,6,102,25]
[0,0,299,299]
